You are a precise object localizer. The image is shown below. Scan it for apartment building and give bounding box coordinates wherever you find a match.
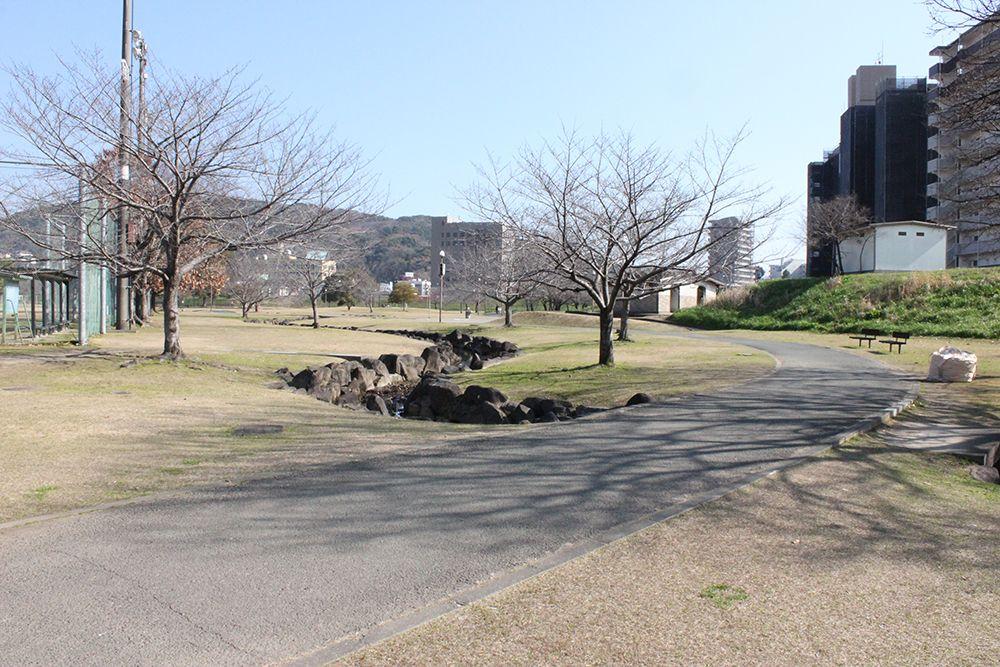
[928,19,1000,268]
[707,217,754,287]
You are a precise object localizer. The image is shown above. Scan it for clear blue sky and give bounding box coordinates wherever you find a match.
[1,0,952,262]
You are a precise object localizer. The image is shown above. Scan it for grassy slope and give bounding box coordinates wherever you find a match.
[669,268,1000,338]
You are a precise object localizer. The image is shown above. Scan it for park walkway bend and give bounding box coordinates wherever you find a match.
[0,334,915,665]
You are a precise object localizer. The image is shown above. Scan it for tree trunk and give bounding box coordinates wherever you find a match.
[310,295,319,328]
[241,302,250,319]
[161,278,183,359]
[598,309,615,366]
[504,301,513,327]
[138,289,150,322]
[617,299,632,342]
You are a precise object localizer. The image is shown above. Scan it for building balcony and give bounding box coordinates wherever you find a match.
[927,181,939,198]
[928,134,939,151]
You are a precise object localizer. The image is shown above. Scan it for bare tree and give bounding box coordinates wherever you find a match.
[281,251,337,329]
[923,2,1000,242]
[452,238,540,327]
[466,129,786,366]
[0,56,379,358]
[536,278,577,312]
[806,196,873,275]
[926,0,999,28]
[226,252,272,318]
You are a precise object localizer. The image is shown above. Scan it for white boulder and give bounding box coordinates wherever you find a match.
[927,346,978,383]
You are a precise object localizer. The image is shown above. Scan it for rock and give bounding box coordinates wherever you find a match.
[312,383,341,403]
[327,362,353,388]
[396,354,425,382]
[969,464,1000,484]
[463,385,508,405]
[985,443,1000,470]
[469,353,484,371]
[537,411,560,423]
[450,386,511,424]
[451,398,509,424]
[404,376,462,420]
[506,402,533,424]
[359,356,390,378]
[351,366,377,392]
[378,354,401,374]
[522,396,573,419]
[626,392,654,406]
[927,346,978,383]
[336,387,362,407]
[421,346,446,374]
[375,373,405,389]
[479,402,508,424]
[366,394,392,417]
[382,354,424,382]
[440,364,463,375]
[290,366,331,392]
[274,367,294,384]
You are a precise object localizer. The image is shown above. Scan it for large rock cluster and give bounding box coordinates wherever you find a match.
[275,329,594,425]
[339,328,519,371]
[278,355,410,408]
[403,376,588,425]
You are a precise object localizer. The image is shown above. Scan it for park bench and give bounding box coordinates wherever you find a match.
[848,328,881,348]
[879,331,911,354]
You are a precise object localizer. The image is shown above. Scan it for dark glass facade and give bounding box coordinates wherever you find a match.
[839,105,877,211]
[875,81,928,222]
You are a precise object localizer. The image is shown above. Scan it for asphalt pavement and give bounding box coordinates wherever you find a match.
[0,334,915,665]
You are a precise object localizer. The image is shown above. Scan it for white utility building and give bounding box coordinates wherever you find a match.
[840,221,951,273]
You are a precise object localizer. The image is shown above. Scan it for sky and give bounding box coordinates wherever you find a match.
[0,0,955,264]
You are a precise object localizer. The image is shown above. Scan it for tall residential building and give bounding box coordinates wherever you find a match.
[707,217,754,287]
[806,65,928,276]
[429,216,503,286]
[928,19,1000,268]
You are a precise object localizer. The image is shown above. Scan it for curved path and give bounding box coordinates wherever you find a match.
[0,334,915,665]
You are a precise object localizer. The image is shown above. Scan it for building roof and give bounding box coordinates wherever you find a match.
[866,220,955,230]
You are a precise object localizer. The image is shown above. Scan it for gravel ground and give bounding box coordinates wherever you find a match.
[343,437,999,666]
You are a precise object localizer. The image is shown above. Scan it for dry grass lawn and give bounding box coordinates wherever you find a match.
[0,307,772,522]
[343,435,1000,666]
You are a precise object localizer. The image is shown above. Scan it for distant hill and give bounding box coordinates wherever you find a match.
[1,202,437,281]
[669,268,1000,339]
[354,214,433,281]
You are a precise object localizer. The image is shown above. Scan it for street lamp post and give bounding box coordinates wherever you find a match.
[438,250,445,323]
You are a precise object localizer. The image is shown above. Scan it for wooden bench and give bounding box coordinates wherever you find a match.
[848,328,881,348]
[879,331,911,354]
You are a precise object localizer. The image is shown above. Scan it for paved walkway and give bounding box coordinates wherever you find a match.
[0,336,914,665]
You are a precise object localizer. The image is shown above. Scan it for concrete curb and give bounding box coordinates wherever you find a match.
[285,389,920,667]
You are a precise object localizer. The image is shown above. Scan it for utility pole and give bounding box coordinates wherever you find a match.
[115,0,132,330]
[132,28,148,324]
[438,250,446,323]
[78,175,87,345]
